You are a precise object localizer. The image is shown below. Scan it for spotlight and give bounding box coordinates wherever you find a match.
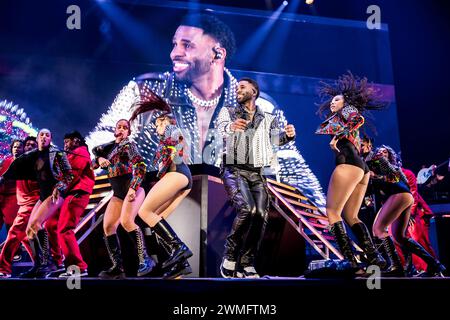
[306,0,314,5]
[283,1,288,6]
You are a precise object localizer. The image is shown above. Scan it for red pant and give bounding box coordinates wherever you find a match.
[409,214,436,271]
[0,194,19,230]
[0,205,33,274]
[45,192,90,271]
[395,215,436,272]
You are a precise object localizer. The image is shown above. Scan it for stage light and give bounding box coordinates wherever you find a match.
[306,0,314,5]
[236,0,288,65]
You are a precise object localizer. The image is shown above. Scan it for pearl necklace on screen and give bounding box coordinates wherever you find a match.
[184,68,236,110]
[185,88,220,110]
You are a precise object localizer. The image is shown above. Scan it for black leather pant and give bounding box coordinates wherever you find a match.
[222,166,269,266]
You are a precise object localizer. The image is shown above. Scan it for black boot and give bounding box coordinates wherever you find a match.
[330,221,359,270]
[153,219,192,269]
[380,236,405,277]
[157,232,192,279]
[403,251,418,277]
[99,234,125,279]
[19,229,56,278]
[18,237,41,278]
[128,228,156,277]
[163,259,192,279]
[351,222,386,268]
[402,238,446,277]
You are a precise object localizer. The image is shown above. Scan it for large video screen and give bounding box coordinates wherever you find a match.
[0,0,398,206]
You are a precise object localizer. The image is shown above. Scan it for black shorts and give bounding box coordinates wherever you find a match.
[39,184,65,202]
[174,163,193,190]
[335,139,369,174]
[39,190,65,202]
[109,173,132,200]
[378,180,411,201]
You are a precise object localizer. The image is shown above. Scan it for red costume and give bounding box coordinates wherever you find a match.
[45,146,95,272]
[0,179,40,275]
[401,168,437,271]
[0,157,19,230]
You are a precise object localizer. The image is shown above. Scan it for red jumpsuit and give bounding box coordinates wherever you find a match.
[0,179,40,274]
[402,168,437,271]
[0,157,19,230]
[45,146,95,272]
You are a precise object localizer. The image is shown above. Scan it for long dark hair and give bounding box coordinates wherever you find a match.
[129,90,171,123]
[317,71,387,117]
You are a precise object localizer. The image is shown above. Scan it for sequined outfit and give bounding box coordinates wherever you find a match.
[365,153,410,200]
[153,124,192,190]
[316,105,369,173]
[92,138,146,199]
[315,105,365,152]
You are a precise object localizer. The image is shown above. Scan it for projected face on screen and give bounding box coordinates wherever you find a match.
[170,26,217,84]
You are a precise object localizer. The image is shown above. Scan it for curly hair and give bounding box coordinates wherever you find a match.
[23,136,36,146]
[180,13,236,59]
[64,130,87,148]
[317,71,387,116]
[129,90,171,123]
[376,144,400,166]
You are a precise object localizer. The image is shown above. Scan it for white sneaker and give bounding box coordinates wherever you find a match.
[58,269,88,278]
[220,259,236,278]
[240,266,260,279]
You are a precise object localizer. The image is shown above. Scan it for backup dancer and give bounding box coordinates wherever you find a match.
[367,145,446,277]
[93,119,154,279]
[130,94,193,279]
[315,72,386,272]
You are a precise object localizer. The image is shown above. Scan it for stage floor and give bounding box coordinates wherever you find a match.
[1,277,449,317]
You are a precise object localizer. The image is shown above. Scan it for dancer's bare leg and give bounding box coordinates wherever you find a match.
[155,189,191,220]
[26,196,64,239]
[391,207,412,244]
[103,197,123,236]
[138,173,188,227]
[342,172,370,226]
[326,164,365,225]
[120,187,146,232]
[373,193,414,239]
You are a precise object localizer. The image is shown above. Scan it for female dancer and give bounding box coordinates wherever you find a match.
[130,94,193,279]
[315,72,386,272]
[93,119,154,279]
[368,145,446,277]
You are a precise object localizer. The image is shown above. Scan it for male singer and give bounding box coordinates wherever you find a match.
[216,78,296,278]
